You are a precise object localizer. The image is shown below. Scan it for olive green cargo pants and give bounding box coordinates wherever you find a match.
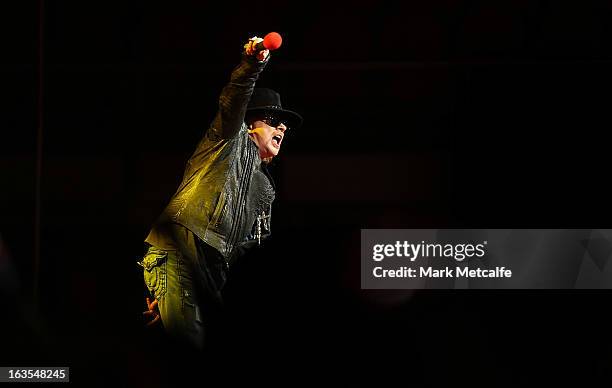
[139,223,227,349]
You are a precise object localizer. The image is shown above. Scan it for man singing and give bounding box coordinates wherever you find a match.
[139,35,302,349]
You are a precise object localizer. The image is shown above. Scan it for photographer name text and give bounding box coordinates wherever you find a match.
[372,266,512,278]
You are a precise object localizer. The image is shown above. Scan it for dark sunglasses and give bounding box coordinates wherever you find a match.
[260,114,287,129]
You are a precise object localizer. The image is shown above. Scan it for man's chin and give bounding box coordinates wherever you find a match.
[268,146,280,156]
[259,147,278,160]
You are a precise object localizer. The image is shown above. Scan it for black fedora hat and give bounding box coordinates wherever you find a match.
[246,88,303,129]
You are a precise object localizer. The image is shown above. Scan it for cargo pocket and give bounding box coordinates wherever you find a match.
[139,247,168,301]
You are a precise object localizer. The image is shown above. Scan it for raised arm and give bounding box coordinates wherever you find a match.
[208,37,270,140]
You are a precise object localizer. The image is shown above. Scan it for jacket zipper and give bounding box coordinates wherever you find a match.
[226,143,255,255]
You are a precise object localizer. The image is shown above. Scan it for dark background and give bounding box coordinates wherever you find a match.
[2,1,612,386]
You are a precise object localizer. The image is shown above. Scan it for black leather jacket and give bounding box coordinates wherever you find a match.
[146,55,275,264]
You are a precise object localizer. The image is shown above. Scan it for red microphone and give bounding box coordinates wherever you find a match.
[253,32,283,52]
